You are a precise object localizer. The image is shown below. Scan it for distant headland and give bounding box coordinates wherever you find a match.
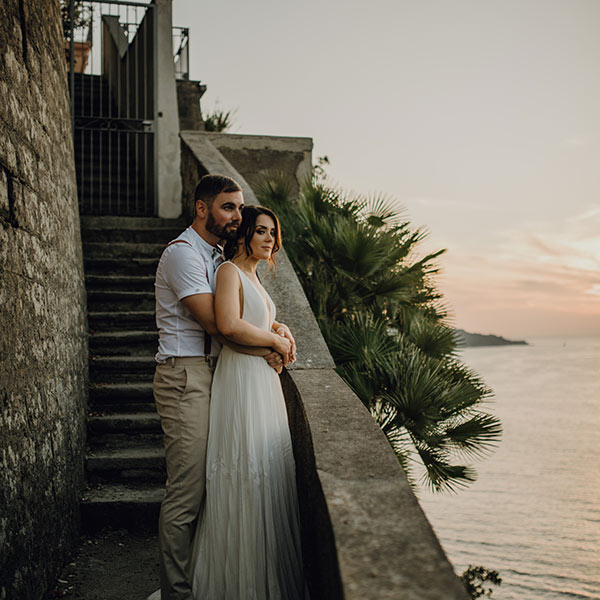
[455,329,528,347]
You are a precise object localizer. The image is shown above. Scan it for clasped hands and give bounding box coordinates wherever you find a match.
[264,323,296,373]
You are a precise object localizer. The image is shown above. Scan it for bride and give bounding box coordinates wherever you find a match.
[188,205,308,599]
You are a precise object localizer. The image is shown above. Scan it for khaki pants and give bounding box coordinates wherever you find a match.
[153,357,215,600]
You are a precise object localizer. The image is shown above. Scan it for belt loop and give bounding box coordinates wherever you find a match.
[168,357,175,368]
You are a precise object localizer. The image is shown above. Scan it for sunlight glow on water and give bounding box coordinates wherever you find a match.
[419,337,600,600]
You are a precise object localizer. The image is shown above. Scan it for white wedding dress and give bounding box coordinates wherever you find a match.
[188,262,307,599]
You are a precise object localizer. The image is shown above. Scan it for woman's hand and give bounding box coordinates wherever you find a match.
[273,323,296,363]
[271,333,292,365]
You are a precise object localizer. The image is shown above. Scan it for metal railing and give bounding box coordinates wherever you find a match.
[172,27,189,80]
[67,0,157,216]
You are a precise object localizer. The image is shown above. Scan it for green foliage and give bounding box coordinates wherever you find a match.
[203,109,234,132]
[61,1,91,38]
[461,565,502,598]
[257,170,502,492]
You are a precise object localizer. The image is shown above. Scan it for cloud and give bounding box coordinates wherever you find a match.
[567,205,600,222]
[563,136,586,147]
[435,218,600,336]
[585,284,600,297]
[408,196,502,212]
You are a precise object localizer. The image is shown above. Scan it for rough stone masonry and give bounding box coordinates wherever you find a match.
[0,1,88,598]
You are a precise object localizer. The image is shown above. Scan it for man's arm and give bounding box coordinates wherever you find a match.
[181,293,271,355]
[181,293,283,367]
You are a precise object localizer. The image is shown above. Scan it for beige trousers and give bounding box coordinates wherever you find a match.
[153,357,214,600]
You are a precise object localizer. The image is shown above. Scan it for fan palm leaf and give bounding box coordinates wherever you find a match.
[257,173,502,493]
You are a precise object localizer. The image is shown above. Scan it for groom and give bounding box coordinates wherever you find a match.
[153,174,289,599]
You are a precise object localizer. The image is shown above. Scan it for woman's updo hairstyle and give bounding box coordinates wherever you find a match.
[223,205,282,271]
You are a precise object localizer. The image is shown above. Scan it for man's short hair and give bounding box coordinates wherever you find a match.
[194,174,242,207]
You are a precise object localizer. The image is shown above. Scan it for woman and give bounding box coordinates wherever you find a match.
[190,206,308,599]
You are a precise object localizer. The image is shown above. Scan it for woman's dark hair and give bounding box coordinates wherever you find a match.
[223,205,282,270]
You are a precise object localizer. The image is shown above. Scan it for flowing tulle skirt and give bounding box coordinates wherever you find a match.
[190,347,306,600]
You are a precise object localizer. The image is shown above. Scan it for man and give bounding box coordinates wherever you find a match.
[153,174,293,600]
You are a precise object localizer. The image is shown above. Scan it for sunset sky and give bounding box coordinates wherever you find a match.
[173,0,600,338]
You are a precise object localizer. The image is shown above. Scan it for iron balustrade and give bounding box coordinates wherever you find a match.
[67,0,157,215]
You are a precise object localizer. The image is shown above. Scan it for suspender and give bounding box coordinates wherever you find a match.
[166,239,212,356]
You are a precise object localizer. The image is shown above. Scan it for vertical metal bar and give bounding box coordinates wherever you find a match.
[69,0,75,132]
[152,3,158,216]
[143,7,148,214]
[125,6,131,214]
[134,6,139,215]
[115,2,123,212]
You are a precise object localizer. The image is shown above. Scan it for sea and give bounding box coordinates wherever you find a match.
[419,336,600,600]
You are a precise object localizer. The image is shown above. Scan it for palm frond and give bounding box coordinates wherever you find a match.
[359,193,407,229]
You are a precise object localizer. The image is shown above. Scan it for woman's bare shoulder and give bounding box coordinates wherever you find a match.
[216,261,240,283]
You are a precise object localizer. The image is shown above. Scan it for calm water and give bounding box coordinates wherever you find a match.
[419,336,600,600]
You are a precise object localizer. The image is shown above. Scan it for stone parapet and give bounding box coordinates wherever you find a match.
[179,132,469,599]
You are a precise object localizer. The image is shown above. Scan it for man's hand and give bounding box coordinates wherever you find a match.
[273,323,296,363]
[264,350,283,371]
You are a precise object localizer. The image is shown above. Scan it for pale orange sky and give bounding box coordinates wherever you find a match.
[174,0,600,338]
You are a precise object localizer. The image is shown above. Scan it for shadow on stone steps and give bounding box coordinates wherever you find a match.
[46,528,159,600]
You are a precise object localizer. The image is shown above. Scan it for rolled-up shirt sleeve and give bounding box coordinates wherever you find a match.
[162,245,212,300]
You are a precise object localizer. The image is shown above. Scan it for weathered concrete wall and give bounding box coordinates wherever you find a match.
[176,80,206,131]
[182,131,313,200]
[0,1,88,598]
[155,0,182,218]
[179,133,469,599]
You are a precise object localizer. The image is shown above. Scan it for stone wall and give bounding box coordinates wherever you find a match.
[0,1,88,598]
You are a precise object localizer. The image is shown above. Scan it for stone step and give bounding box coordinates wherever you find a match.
[83,242,165,259]
[90,356,156,383]
[82,228,182,244]
[84,257,159,276]
[89,431,163,450]
[89,330,157,356]
[86,446,165,484]
[87,290,155,312]
[88,412,161,433]
[81,216,186,230]
[85,275,155,292]
[90,382,155,412]
[88,311,156,331]
[81,482,164,533]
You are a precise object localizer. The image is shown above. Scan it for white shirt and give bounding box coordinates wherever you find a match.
[154,226,223,362]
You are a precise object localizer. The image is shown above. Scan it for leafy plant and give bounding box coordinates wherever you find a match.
[461,565,502,598]
[60,0,91,39]
[256,170,502,492]
[203,108,235,132]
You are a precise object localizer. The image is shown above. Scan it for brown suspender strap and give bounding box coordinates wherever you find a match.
[166,240,192,248]
[166,239,212,357]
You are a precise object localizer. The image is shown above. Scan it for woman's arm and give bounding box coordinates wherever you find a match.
[215,263,291,363]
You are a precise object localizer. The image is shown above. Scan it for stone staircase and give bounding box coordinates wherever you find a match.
[81,216,186,532]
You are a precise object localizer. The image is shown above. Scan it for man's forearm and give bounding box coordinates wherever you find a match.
[213,333,271,357]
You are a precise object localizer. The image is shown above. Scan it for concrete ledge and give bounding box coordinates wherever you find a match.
[286,369,468,600]
[179,133,468,599]
[182,130,313,200]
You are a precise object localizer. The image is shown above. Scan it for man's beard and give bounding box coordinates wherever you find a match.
[206,211,239,240]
